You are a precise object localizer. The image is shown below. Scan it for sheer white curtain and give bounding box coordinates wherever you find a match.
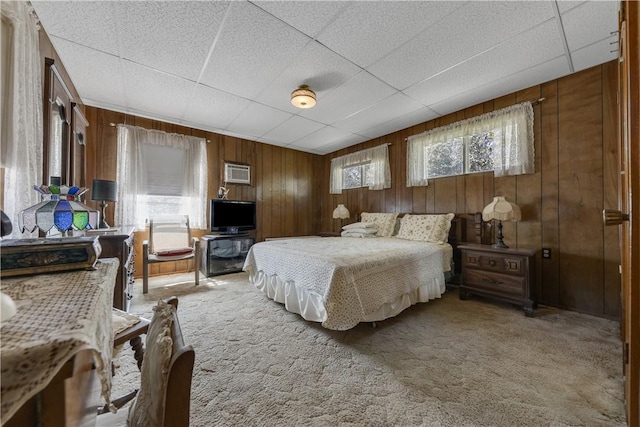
[329,143,391,194]
[1,2,42,238]
[115,124,208,229]
[407,102,534,187]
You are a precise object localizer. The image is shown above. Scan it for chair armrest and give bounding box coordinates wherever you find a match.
[191,237,199,248]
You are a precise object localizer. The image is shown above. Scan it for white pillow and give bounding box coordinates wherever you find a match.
[360,213,399,237]
[396,213,455,244]
[342,222,377,230]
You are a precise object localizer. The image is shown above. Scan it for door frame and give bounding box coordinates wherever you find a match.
[618,1,639,425]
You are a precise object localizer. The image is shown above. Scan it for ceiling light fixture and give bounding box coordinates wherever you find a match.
[290,85,316,109]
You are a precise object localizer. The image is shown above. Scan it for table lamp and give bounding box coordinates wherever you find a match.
[482,196,521,249]
[19,185,99,235]
[333,204,350,230]
[91,179,117,229]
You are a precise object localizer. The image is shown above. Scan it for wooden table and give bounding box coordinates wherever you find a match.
[0,259,119,426]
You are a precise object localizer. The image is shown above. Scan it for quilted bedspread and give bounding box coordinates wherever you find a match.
[243,237,452,330]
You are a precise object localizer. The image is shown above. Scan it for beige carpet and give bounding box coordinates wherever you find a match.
[112,272,626,427]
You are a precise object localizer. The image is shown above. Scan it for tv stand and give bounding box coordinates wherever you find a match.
[200,234,254,277]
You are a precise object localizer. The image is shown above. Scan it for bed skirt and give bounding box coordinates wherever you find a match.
[246,267,446,329]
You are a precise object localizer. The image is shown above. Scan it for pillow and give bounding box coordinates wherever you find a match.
[341,230,377,238]
[342,222,377,231]
[128,300,175,427]
[360,212,399,237]
[396,213,455,244]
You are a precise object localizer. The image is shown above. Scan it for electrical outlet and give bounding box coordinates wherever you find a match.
[542,248,552,259]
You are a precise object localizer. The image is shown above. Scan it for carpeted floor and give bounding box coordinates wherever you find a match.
[112,272,626,426]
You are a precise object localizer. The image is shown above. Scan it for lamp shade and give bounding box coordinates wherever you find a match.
[91,179,117,201]
[332,204,350,220]
[291,85,316,109]
[482,196,521,222]
[19,185,99,233]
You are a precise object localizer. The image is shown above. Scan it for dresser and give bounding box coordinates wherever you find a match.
[92,226,135,311]
[459,244,537,317]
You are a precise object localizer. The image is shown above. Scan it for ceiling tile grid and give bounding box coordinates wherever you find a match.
[197,1,311,100]
[114,1,229,82]
[30,0,619,155]
[47,37,126,107]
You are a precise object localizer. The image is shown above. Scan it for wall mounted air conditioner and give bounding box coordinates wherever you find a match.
[224,163,251,185]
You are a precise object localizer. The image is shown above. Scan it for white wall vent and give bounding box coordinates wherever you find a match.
[224,163,251,185]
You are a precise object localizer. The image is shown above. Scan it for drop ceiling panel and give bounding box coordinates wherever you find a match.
[260,115,326,145]
[360,107,440,140]
[333,93,425,135]
[255,41,362,113]
[431,56,570,116]
[312,134,370,154]
[556,1,585,14]
[289,126,366,151]
[316,1,465,68]
[571,38,619,72]
[253,1,351,39]
[404,20,564,107]
[298,71,396,124]
[561,1,620,52]
[32,1,119,56]
[121,61,195,120]
[199,1,311,99]
[115,2,229,81]
[182,84,250,130]
[48,37,125,107]
[225,102,292,139]
[368,1,555,90]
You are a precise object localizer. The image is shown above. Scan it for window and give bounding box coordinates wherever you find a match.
[406,102,534,187]
[343,162,373,189]
[115,125,208,229]
[330,143,391,194]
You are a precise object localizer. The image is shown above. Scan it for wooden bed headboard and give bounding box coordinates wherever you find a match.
[393,212,483,278]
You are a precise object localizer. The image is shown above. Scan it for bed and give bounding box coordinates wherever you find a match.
[243,213,467,330]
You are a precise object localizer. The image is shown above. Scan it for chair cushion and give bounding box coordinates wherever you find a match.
[127,300,175,427]
[154,247,193,257]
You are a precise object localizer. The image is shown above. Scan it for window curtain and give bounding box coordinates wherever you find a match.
[329,143,391,194]
[115,124,208,229]
[1,2,42,238]
[406,102,534,187]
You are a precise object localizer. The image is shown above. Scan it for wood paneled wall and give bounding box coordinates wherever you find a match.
[84,107,322,278]
[320,62,620,319]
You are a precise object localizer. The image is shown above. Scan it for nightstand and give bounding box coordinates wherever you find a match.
[459,244,537,317]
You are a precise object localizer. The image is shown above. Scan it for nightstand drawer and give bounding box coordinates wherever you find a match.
[464,268,525,296]
[463,251,526,275]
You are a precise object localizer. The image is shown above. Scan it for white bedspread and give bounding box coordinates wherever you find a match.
[243,237,452,330]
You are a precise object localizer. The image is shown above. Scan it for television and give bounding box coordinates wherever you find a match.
[210,199,256,233]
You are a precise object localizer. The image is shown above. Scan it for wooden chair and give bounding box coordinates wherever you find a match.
[97,297,195,427]
[143,215,200,294]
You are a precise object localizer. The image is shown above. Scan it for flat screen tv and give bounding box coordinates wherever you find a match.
[210,199,256,233]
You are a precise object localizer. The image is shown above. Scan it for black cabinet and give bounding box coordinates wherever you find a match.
[200,234,254,277]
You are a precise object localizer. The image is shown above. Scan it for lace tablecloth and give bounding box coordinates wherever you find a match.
[0,258,119,422]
